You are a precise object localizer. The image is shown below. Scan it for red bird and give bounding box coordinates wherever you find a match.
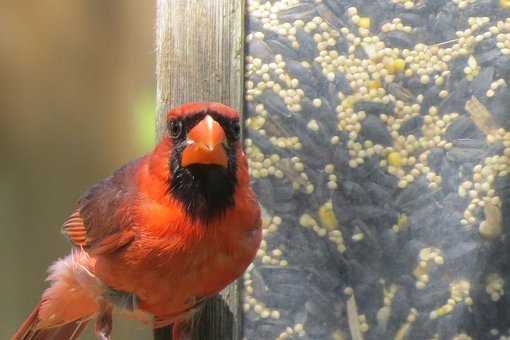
[13,102,261,340]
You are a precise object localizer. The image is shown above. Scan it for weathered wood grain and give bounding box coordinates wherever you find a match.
[154,0,245,339]
[156,0,245,139]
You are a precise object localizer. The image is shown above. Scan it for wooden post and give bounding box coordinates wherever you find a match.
[154,0,245,339]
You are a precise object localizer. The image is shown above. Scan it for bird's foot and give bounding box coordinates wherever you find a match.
[173,319,192,340]
[97,332,110,340]
[95,303,113,340]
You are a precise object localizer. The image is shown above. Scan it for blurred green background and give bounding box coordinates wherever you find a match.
[1,1,156,338]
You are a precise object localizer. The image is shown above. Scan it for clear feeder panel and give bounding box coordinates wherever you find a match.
[242,1,510,339]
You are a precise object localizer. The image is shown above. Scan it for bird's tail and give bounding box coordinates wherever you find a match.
[12,301,89,340]
[12,251,102,340]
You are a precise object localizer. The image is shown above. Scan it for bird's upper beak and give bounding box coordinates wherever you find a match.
[181,115,228,168]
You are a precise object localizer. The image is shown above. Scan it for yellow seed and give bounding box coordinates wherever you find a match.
[359,17,371,30]
[343,97,354,108]
[501,0,510,8]
[318,201,338,230]
[393,58,406,73]
[398,213,408,227]
[368,79,382,89]
[436,307,448,317]
[387,151,403,167]
[384,58,406,74]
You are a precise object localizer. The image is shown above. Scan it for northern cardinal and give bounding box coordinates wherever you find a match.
[13,102,261,340]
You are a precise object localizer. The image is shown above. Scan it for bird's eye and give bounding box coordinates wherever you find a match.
[231,121,240,140]
[168,120,183,139]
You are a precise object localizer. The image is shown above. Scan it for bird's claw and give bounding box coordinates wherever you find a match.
[95,303,113,340]
[97,332,110,340]
[173,319,192,340]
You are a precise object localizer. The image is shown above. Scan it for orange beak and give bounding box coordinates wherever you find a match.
[181,115,229,168]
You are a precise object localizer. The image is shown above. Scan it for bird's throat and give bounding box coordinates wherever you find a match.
[169,164,237,222]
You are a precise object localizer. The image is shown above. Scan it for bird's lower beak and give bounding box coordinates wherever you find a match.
[181,115,229,168]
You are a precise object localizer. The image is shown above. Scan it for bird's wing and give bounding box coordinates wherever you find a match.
[61,160,140,255]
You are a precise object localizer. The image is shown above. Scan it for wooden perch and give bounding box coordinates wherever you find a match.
[154,0,245,339]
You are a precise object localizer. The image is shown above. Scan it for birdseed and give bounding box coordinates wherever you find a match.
[243,1,510,339]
